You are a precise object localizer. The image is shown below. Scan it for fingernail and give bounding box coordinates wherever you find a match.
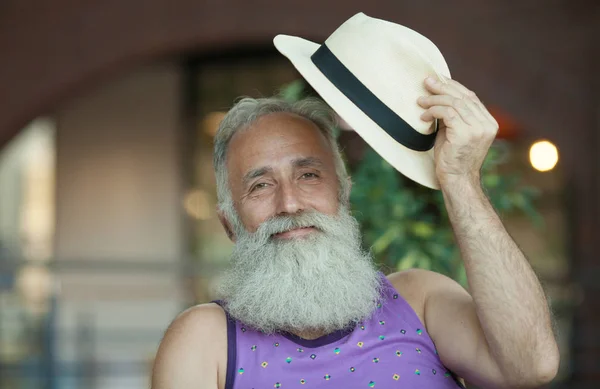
[417,96,425,103]
[426,77,436,84]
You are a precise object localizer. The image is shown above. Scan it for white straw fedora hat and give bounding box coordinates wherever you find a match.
[273,12,451,190]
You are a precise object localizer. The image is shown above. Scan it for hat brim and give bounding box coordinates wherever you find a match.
[274,34,440,190]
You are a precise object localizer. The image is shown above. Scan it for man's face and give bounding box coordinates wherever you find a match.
[216,112,383,335]
[226,112,340,237]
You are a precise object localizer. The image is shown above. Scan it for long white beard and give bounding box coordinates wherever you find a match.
[215,206,383,335]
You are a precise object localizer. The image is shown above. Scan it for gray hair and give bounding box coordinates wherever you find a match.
[213,97,350,228]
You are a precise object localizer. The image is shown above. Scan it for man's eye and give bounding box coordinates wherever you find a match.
[251,183,268,192]
[301,173,319,179]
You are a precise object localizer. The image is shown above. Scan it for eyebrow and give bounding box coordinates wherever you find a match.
[292,156,324,169]
[242,166,273,187]
[241,157,325,188]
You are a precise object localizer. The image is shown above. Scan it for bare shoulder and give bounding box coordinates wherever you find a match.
[164,302,228,338]
[386,268,448,296]
[152,303,228,389]
[386,269,463,325]
[387,268,462,292]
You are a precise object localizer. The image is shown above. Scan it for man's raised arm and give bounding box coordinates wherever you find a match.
[417,76,559,388]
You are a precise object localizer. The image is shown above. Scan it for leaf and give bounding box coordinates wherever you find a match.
[396,250,419,271]
[410,221,435,239]
[371,225,401,254]
[483,174,500,189]
[279,80,305,102]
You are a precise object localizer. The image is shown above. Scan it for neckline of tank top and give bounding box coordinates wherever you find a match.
[278,273,400,348]
[278,325,356,348]
[212,300,357,348]
[275,275,391,348]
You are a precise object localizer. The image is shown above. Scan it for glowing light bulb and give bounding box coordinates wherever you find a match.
[529,140,558,172]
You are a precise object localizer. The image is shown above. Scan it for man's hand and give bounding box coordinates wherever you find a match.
[417,77,499,185]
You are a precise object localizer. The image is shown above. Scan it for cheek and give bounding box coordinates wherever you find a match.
[238,202,273,232]
[312,183,340,215]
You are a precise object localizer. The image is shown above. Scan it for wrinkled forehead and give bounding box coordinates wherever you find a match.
[226,113,335,178]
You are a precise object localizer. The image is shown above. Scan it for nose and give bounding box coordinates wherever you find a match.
[275,180,305,216]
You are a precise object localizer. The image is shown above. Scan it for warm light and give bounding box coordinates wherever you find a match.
[202,112,227,137]
[21,120,56,261]
[16,265,53,306]
[529,140,559,172]
[183,189,213,220]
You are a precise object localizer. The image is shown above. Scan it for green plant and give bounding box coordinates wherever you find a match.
[280,81,541,287]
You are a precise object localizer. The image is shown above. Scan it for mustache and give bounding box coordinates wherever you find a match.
[252,210,333,240]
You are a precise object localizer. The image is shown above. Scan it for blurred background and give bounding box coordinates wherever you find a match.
[0,1,597,388]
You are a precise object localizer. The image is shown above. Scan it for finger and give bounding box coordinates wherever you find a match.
[420,106,463,128]
[418,95,482,125]
[464,93,498,127]
[424,77,464,99]
[418,94,485,121]
[417,94,454,108]
[439,76,499,127]
[436,127,447,142]
[469,99,498,129]
[434,126,447,152]
[439,76,486,112]
[439,76,474,97]
[470,98,499,128]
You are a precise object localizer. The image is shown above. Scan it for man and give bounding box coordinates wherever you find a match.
[151,75,559,388]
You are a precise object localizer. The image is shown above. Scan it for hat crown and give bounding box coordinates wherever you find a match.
[324,13,450,135]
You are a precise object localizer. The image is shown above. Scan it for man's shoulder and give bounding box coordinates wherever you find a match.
[386,268,441,293]
[385,269,460,323]
[162,302,229,349]
[387,268,458,292]
[174,302,228,327]
[152,303,228,389]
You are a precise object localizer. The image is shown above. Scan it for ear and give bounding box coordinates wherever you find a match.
[217,209,237,242]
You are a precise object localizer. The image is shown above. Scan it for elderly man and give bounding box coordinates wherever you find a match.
[151,75,559,389]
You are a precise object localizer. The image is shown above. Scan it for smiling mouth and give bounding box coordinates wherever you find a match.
[272,226,318,239]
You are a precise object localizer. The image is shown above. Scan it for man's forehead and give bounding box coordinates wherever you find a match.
[242,112,328,142]
[226,113,333,175]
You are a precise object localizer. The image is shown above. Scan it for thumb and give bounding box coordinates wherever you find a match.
[434,127,447,154]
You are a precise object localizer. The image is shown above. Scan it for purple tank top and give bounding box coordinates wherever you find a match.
[214,273,465,389]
